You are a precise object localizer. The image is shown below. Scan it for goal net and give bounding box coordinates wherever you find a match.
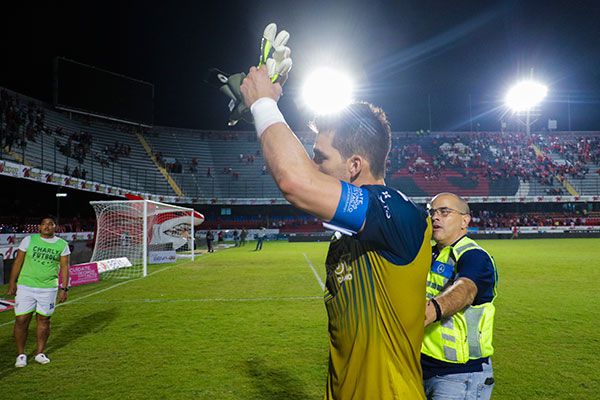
[90,200,203,279]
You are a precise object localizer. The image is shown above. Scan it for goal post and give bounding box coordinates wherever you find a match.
[90,200,203,279]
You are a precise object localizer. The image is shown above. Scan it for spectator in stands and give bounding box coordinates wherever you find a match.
[174,159,183,174]
[189,157,198,173]
[5,216,70,368]
[206,167,212,178]
[155,151,164,166]
[423,193,498,399]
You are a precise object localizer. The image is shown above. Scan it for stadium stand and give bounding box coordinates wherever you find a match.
[1,88,171,195]
[145,126,289,198]
[2,86,600,200]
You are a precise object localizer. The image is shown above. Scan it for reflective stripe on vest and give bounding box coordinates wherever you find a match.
[422,236,497,363]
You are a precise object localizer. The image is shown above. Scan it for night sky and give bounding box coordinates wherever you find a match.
[2,0,600,132]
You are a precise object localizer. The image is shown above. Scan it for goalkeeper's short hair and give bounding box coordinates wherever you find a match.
[309,102,392,179]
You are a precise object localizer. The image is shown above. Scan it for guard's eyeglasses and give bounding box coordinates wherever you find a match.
[428,207,468,218]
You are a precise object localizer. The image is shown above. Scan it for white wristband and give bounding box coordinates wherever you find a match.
[250,97,287,139]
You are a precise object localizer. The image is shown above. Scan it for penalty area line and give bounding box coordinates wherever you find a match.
[303,253,325,291]
[63,295,322,305]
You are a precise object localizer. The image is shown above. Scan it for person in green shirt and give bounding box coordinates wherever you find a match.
[6,217,70,368]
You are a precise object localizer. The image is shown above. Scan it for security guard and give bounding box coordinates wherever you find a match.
[422,193,498,400]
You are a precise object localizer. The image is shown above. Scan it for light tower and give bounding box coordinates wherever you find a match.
[505,69,548,135]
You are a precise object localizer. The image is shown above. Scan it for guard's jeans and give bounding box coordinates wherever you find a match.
[424,360,494,400]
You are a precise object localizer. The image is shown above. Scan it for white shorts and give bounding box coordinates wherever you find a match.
[15,285,58,317]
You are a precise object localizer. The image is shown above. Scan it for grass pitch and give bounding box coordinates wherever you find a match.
[0,238,598,399]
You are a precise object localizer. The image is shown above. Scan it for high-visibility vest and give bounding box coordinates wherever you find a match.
[422,236,498,363]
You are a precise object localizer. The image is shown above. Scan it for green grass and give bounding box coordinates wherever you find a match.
[0,238,598,399]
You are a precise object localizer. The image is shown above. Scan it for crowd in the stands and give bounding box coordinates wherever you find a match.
[387,131,599,189]
[470,209,598,228]
[2,88,135,179]
[0,89,46,153]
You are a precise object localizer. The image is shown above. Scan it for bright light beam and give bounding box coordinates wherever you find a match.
[302,68,353,115]
[505,80,548,112]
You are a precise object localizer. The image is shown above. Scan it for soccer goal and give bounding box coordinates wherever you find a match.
[90,200,203,278]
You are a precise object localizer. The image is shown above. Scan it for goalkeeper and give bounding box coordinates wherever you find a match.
[237,24,432,399]
[5,216,70,368]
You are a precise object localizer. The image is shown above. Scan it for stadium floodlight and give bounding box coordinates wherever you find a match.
[302,68,353,114]
[505,80,548,112]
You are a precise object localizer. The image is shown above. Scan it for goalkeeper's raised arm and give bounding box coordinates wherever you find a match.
[240,65,343,223]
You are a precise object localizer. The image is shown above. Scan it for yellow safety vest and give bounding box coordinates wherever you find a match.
[422,236,497,363]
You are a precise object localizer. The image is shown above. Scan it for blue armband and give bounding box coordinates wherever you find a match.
[324,181,369,235]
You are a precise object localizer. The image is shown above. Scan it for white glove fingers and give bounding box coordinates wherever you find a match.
[266,58,277,78]
[274,30,290,48]
[273,46,291,62]
[263,23,277,42]
[276,58,293,75]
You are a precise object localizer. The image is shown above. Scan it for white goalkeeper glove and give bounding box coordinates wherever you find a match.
[205,22,293,126]
[259,23,293,83]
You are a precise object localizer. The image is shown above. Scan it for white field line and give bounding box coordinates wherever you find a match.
[61,296,321,305]
[303,253,325,290]
[0,264,178,329]
[2,255,326,328]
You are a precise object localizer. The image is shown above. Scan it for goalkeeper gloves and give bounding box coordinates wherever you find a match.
[259,23,293,84]
[205,22,293,126]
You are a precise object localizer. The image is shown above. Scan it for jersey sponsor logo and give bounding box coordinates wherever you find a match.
[334,259,353,284]
[326,249,354,297]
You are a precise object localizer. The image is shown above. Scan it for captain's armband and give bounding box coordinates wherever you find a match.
[323,181,369,235]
